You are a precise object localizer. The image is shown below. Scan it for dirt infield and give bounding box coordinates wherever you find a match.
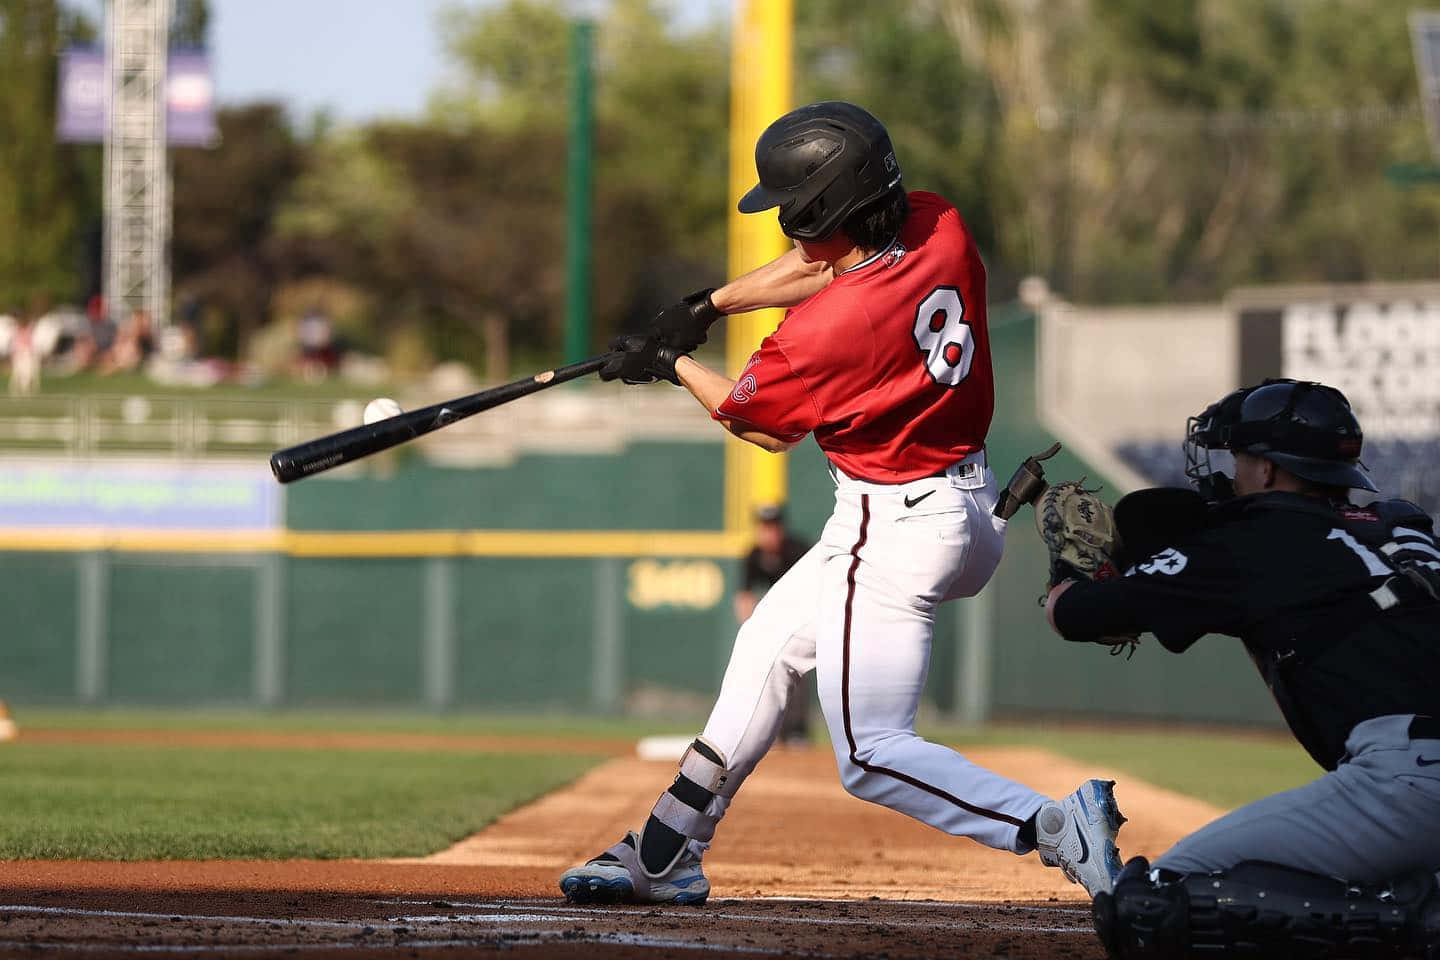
[0,733,1223,958]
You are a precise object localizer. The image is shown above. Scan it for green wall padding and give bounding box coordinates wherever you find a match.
[286,558,425,704]
[106,558,255,703]
[0,553,78,701]
[454,557,596,708]
[287,441,725,531]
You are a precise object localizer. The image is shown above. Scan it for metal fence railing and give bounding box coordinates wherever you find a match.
[0,389,714,460]
[0,395,349,458]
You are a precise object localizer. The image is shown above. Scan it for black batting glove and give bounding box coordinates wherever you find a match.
[649,288,722,353]
[599,334,683,386]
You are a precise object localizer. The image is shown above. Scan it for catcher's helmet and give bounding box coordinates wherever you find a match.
[737,101,902,242]
[1184,379,1377,499]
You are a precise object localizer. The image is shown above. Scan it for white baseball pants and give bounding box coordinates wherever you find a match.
[695,453,1050,855]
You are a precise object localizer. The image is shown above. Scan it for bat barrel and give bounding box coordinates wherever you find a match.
[270,418,418,484]
[269,354,610,484]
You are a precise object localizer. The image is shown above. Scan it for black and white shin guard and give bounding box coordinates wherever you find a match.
[637,737,736,876]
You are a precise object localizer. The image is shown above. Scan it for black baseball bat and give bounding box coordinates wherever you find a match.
[269,354,610,484]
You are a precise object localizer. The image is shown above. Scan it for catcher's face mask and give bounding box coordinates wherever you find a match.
[1183,386,1254,502]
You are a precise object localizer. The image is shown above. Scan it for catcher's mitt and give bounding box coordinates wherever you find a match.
[1036,480,1120,587]
[1035,480,1140,658]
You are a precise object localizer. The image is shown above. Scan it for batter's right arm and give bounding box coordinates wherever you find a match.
[710,248,833,314]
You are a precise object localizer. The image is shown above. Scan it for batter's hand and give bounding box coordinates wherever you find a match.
[649,289,722,353]
[600,334,683,385]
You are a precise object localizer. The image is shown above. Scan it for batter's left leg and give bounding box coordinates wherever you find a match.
[813,490,1046,852]
[813,489,1123,896]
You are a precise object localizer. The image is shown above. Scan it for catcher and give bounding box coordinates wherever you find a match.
[1032,380,1440,959]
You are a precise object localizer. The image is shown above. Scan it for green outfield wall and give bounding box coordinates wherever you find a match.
[0,308,1285,728]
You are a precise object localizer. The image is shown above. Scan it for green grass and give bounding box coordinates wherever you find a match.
[924,723,1320,810]
[23,708,1319,807]
[17,707,707,741]
[0,743,599,860]
[4,708,1322,861]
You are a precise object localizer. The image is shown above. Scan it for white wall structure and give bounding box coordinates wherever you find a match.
[1036,296,1236,493]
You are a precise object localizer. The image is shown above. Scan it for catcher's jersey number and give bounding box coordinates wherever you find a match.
[912,286,975,387]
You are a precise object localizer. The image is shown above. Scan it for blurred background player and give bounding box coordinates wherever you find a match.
[560,100,1126,907]
[735,503,811,745]
[1046,379,1440,959]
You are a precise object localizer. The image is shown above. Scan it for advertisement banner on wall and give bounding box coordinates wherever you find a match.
[56,48,218,147]
[1234,284,1440,512]
[0,461,280,530]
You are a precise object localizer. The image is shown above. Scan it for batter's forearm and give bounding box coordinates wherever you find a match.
[675,356,734,414]
[674,357,797,453]
[710,248,833,314]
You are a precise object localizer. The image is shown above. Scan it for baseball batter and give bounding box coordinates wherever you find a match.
[561,101,1125,905]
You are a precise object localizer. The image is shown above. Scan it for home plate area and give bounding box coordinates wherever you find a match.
[0,896,1098,959]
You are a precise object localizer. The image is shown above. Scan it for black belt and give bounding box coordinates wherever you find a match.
[1410,715,1440,741]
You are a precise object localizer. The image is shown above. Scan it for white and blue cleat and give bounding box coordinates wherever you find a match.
[1036,778,1127,898]
[559,831,710,905]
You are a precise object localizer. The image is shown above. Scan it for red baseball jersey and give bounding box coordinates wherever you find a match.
[716,191,994,483]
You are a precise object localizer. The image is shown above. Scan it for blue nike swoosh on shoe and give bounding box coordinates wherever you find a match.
[1073,817,1090,864]
[1419,756,1440,767]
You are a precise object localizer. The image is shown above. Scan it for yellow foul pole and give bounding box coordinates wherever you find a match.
[725,0,792,534]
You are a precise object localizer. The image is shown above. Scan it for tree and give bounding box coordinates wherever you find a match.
[794,0,1013,285]
[432,0,732,330]
[171,104,301,356]
[924,0,1440,301]
[170,0,208,49]
[273,119,677,378]
[0,0,97,311]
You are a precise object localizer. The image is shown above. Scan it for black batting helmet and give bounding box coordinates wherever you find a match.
[1185,379,1377,497]
[737,101,902,242]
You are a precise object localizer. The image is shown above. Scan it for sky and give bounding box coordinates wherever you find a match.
[74,0,727,123]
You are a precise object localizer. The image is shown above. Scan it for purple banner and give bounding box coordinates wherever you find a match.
[0,462,281,530]
[167,52,219,146]
[56,48,218,147]
[56,49,106,143]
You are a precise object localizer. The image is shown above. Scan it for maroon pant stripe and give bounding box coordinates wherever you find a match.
[840,493,1025,829]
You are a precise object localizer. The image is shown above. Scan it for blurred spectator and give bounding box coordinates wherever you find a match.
[736,504,813,744]
[88,297,116,362]
[297,305,338,380]
[8,313,40,396]
[147,318,228,388]
[98,308,155,375]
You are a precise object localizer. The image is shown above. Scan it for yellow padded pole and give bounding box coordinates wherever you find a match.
[725,0,792,533]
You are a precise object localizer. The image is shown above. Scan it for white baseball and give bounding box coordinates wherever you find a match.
[363,397,403,425]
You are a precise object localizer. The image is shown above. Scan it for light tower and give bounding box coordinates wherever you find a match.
[104,0,172,329]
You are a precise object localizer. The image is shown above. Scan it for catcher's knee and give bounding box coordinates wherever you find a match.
[636,737,736,876]
[1095,857,1440,959]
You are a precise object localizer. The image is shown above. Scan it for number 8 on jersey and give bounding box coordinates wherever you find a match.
[913,286,974,387]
